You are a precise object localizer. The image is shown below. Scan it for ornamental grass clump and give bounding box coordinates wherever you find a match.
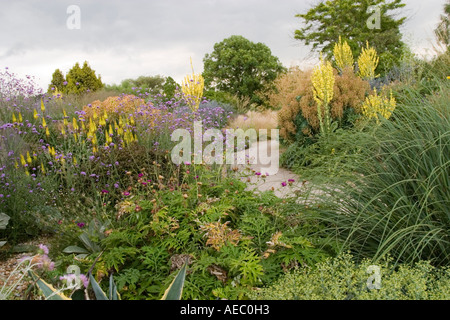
[307,84,450,266]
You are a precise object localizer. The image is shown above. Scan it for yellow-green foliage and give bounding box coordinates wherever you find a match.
[357,41,380,80]
[182,58,205,112]
[249,253,450,300]
[362,88,396,123]
[333,37,354,72]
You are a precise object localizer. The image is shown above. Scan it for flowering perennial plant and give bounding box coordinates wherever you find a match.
[333,37,354,72]
[311,55,335,137]
[357,41,380,81]
[362,88,396,124]
[181,58,204,112]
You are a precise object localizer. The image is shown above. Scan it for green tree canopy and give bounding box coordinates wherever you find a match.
[64,61,104,94]
[294,0,407,75]
[202,35,286,105]
[48,69,65,93]
[435,0,450,48]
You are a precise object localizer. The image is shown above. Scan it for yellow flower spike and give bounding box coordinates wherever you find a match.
[33,109,39,119]
[99,116,106,127]
[81,120,86,131]
[73,132,78,142]
[14,161,19,169]
[103,110,108,121]
[25,169,30,176]
[93,111,98,120]
[45,127,50,137]
[20,154,26,167]
[129,116,135,126]
[357,41,379,80]
[333,36,354,72]
[91,134,98,146]
[40,99,45,113]
[92,146,98,154]
[181,57,204,112]
[72,118,79,131]
[18,112,23,123]
[26,151,32,165]
[12,113,17,123]
[42,117,47,127]
[61,127,66,136]
[362,88,396,124]
[63,109,67,118]
[73,157,77,165]
[41,162,46,174]
[311,54,335,136]
[108,124,113,136]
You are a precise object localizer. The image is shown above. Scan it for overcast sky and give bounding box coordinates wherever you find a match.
[0,0,447,91]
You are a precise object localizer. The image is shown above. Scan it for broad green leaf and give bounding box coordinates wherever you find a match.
[0,213,10,229]
[108,274,120,300]
[79,233,101,253]
[63,245,90,254]
[161,262,187,300]
[89,273,108,300]
[28,271,71,300]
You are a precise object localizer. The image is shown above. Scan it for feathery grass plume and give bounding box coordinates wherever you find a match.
[182,57,205,112]
[362,88,396,124]
[333,36,354,72]
[357,41,379,80]
[311,54,335,136]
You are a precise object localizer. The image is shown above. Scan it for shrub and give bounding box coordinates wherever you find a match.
[249,253,450,300]
[277,68,369,143]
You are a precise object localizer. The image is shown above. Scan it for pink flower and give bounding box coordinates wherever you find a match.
[38,244,49,255]
[281,182,287,187]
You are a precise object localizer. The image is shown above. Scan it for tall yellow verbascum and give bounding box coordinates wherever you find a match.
[333,36,354,72]
[182,58,204,112]
[311,54,335,136]
[362,88,396,124]
[357,41,379,81]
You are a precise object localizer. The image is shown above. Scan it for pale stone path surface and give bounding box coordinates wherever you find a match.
[231,140,320,199]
